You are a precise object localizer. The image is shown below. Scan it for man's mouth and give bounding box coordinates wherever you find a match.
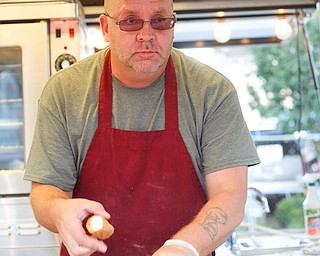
[135,50,157,58]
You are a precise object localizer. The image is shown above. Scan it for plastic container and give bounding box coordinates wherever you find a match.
[303,181,320,239]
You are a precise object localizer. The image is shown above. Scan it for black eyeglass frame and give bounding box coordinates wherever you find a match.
[104,13,177,31]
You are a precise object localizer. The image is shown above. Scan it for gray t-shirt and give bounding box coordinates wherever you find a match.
[24,48,260,192]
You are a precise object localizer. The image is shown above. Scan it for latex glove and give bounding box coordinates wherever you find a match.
[153,242,198,256]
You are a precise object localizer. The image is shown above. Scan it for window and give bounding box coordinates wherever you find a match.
[0,47,24,170]
[178,13,320,232]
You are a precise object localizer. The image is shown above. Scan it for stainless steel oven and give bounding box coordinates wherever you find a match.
[0,1,88,254]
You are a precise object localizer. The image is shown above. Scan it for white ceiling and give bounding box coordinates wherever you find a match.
[82,0,317,46]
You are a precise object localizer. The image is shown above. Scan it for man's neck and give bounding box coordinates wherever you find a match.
[111,67,165,88]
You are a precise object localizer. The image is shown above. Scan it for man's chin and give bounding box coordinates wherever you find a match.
[131,60,163,73]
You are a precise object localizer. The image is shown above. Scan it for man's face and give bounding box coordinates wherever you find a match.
[100,0,175,74]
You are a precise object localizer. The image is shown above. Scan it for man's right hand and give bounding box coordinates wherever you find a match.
[53,198,110,255]
[30,182,110,256]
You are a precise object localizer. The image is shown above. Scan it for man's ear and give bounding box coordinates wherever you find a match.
[99,14,110,42]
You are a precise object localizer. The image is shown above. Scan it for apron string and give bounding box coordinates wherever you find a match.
[164,55,179,131]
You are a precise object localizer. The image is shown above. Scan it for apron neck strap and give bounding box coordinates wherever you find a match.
[99,49,113,128]
[164,55,179,131]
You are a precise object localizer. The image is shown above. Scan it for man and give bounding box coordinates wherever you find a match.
[24,0,260,255]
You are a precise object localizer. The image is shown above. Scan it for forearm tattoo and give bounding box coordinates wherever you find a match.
[200,207,228,241]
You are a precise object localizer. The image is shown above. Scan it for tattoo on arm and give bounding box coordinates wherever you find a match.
[200,207,228,241]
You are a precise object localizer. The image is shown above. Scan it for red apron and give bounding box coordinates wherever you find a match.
[61,50,207,256]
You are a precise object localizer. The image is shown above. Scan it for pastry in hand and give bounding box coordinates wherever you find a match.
[86,215,114,240]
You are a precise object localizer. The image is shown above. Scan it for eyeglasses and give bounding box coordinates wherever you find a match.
[104,14,177,31]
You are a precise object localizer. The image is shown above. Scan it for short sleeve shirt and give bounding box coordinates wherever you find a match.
[24,48,260,192]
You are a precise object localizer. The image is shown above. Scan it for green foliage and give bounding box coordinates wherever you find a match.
[247,13,320,133]
[273,194,305,229]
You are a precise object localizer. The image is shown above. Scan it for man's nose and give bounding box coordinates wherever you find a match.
[137,21,156,41]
